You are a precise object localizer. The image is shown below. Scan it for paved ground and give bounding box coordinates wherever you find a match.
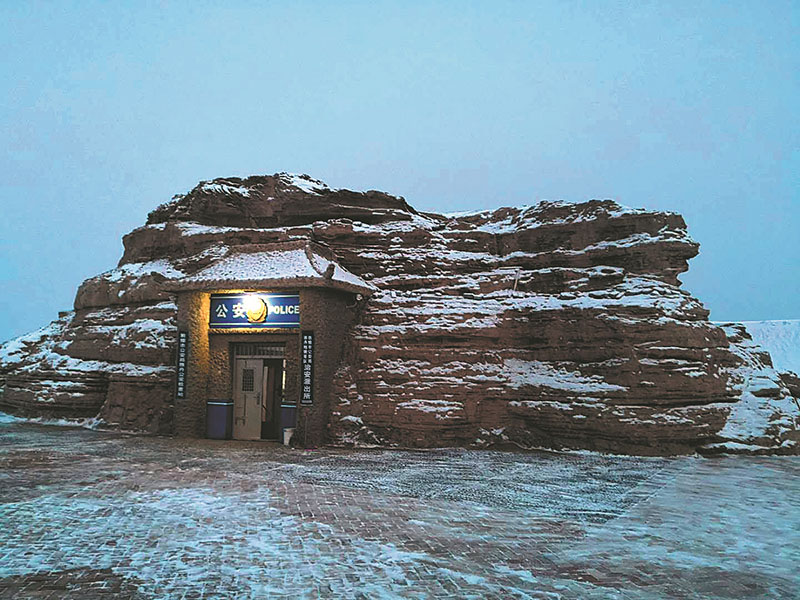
[0,417,798,599]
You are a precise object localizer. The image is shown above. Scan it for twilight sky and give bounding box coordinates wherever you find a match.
[0,1,797,342]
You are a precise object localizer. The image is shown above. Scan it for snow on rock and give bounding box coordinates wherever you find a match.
[176,221,246,236]
[446,200,651,233]
[702,323,799,454]
[0,410,105,430]
[396,399,464,419]
[102,259,184,283]
[176,244,372,293]
[74,318,175,351]
[3,172,795,454]
[184,247,316,281]
[278,172,331,195]
[503,359,628,394]
[740,319,800,375]
[0,319,66,367]
[0,308,175,430]
[200,182,252,197]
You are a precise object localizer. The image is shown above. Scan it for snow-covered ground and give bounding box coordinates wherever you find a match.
[0,421,797,599]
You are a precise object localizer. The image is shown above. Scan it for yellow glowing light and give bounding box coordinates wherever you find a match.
[243,294,268,323]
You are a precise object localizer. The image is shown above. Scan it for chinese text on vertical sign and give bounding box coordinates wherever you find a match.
[301,331,314,405]
[176,331,188,399]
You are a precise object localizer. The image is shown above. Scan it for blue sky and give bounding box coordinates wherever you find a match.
[0,1,797,341]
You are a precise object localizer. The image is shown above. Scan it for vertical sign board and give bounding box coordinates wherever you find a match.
[176,331,189,399]
[301,331,314,405]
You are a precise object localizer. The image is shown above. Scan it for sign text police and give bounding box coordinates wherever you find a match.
[209,294,300,329]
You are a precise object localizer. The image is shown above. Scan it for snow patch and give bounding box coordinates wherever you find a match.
[179,246,372,292]
[200,182,251,197]
[740,320,800,374]
[0,411,104,430]
[0,312,173,378]
[396,399,463,419]
[0,318,68,366]
[504,359,627,393]
[279,172,331,195]
[339,415,363,425]
[711,322,799,448]
[100,259,184,283]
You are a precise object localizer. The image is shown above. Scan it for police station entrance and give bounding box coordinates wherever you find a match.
[169,241,375,446]
[232,343,288,441]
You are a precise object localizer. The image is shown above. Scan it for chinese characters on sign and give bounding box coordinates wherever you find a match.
[209,294,300,329]
[176,331,188,399]
[301,331,314,405]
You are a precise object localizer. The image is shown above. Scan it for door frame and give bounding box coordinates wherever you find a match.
[259,358,286,440]
[230,342,287,441]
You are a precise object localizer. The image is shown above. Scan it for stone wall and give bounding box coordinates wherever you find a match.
[176,291,210,437]
[294,288,362,447]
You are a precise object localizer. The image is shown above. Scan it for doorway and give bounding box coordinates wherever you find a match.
[232,350,286,441]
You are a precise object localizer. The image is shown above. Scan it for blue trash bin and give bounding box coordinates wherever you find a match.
[207,400,233,439]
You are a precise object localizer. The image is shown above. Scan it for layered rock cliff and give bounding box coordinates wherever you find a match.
[1,173,797,454]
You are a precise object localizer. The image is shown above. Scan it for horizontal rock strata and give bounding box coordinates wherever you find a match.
[1,173,797,453]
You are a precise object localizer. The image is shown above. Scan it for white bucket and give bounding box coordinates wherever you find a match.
[283,427,295,446]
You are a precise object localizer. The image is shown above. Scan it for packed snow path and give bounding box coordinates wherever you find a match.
[0,418,797,599]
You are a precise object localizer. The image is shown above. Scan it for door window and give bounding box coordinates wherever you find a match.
[242,368,255,392]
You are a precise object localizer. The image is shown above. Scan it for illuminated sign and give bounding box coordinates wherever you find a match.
[210,294,300,328]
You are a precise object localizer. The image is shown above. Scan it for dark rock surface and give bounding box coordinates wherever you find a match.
[1,172,797,453]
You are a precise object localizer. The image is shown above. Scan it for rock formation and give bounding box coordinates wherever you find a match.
[1,173,797,454]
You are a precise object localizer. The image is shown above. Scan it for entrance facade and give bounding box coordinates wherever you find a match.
[168,241,375,446]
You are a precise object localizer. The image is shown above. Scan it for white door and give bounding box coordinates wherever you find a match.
[233,358,263,440]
